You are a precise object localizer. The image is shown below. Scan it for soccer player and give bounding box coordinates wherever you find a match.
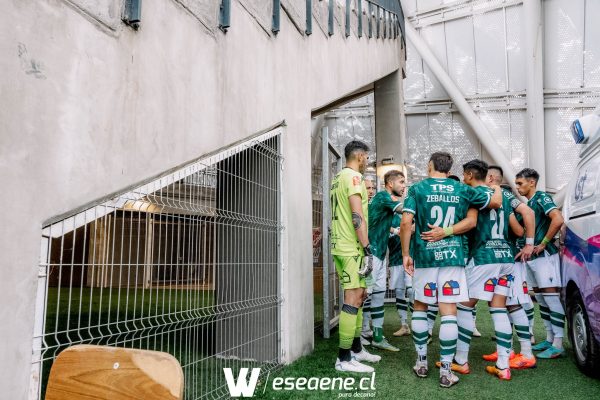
[330,140,381,373]
[389,204,412,337]
[365,177,376,202]
[426,160,515,380]
[515,168,566,359]
[401,152,502,388]
[360,176,376,342]
[447,175,482,338]
[485,167,537,369]
[364,170,406,351]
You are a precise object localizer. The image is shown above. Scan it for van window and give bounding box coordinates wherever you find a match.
[569,157,599,219]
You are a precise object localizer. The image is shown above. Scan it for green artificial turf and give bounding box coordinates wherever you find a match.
[256,303,600,399]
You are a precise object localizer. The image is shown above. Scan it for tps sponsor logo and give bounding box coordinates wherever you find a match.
[431,184,455,192]
[224,368,261,397]
[442,280,460,296]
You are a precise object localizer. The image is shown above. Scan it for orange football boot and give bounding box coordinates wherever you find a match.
[485,365,511,381]
[435,360,471,374]
[482,350,515,362]
[509,354,537,369]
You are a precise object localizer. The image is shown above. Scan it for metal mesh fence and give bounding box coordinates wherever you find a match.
[311,125,342,336]
[30,131,283,399]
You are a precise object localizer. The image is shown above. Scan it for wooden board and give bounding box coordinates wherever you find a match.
[45,345,184,400]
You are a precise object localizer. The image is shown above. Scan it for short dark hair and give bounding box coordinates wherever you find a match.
[344,140,369,160]
[447,175,460,182]
[516,168,539,182]
[429,152,453,173]
[500,184,512,191]
[462,159,489,181]
[384,170,405,186]
[488,165,504,177]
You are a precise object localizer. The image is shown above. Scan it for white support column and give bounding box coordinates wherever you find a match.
[405,22,519,188]
[524,0,546,189]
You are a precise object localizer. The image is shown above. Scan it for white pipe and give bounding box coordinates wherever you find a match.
[405,22,519,190]
[524,0,546,190]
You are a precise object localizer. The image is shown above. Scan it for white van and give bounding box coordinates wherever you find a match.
[560,108,600,378]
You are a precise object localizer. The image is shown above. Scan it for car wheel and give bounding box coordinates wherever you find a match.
[567,288,600,378]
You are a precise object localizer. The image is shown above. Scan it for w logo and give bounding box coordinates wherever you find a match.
[224,368,261,397]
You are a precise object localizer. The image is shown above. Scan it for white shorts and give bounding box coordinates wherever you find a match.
[507,261,532,306]
[525,252,561,289]
[465,261,514,301]
[367,256,388,292]
[390,265,413,295]
[413,266,469,305]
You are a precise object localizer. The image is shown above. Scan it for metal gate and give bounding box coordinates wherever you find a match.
[312,126,342,338]
[30,129,284,399]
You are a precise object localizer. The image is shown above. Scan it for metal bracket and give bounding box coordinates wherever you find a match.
[123,0,142,30]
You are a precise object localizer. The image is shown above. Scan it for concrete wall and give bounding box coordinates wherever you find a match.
[0,0,403,397]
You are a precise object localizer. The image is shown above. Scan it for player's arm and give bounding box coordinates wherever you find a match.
[513,203,535,261]
[400,212,414,276]
[509,213,524,237]
[349,194,368,247]
[534,208,564,255]
[421,208,478,242]
[486,184,503,209]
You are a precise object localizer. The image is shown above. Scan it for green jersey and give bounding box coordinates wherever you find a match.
[509,213,524,255]
[403,178,492,268]
[467,186,514,265]
[502,188,524,256]
[527,191,559,259]
[330,167,368,256]
[368,191,401,259]
[388,214,402,266]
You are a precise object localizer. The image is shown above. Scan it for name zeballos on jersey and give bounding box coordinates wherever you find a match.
[403,178,491,268]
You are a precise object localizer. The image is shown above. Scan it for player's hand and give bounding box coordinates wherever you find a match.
[533,243,546,256]
[403,255,414,277]
[516,244,534,262]
[420,224,445,242]
[358,245,373,278]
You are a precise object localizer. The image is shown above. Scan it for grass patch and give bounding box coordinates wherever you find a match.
[256,302,600,399]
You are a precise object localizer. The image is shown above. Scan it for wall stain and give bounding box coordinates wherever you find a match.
[18,43,46,80]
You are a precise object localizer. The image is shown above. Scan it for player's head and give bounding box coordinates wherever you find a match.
[462,159,489,186]
[487,165,504,186]
[428,152,453,175]
[344,140,370,174]
[447,175,460,182]
[364,177,376,200]
[384,170,406,197]
[515,168,539,196]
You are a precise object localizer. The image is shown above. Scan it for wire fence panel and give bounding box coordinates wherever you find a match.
[30,130,283,400]
[311,124,342,338]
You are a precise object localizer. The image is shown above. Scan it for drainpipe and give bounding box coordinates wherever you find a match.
[524,0,546,190]
[405,22,519,190]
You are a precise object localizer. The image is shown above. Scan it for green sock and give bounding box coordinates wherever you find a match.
[373,326,384,342]
[340,304,359,350]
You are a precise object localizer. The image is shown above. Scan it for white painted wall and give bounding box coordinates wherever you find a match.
[0,0,403,397]
[401,0,600,191]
